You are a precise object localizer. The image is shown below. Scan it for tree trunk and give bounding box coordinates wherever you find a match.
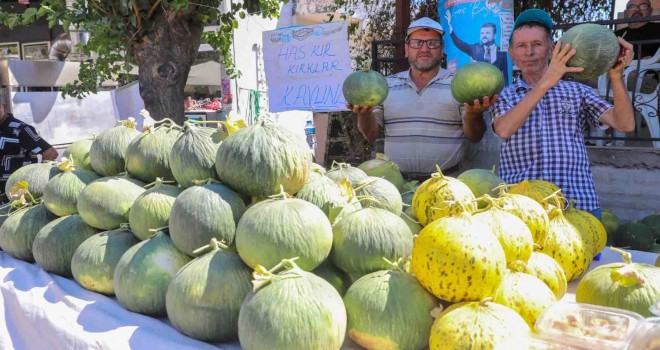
[131,10,204,125]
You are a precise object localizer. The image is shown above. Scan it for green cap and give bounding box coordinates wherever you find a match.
[513,9,553,31]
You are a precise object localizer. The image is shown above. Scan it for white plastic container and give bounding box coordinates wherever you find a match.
[626,317,660,350]
[534,302,644,350]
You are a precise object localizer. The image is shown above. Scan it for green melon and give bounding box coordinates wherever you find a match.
[169,182,246,256]
[641,214,660,241]
[62,138,94,171]
[344,268,437,350]
[238,259,346,350]
[42,160,101,216]
[295,176,356,217]
[169,124,223,188]
[559,23,620,80]
[32,214,101,277]
[76,175,146,230]
[331,207,413,279]
[450,62,505,105]
[113,230,192,316]
[0,204,57,261]
[71,227,140,295]
[4,162,61,200]
[125,125,182,183]
[89,120,141,176]
[602,210,621,245]
[128,181,183,240]
[342,69,389,107]
[614,221,655,251]
[357,153,405,192]
[355,176,403,215]
[325,162,368,188]
[235,194,333,271]
[166,239,253,342]
[215,116,312,197]
[457,168,504,208]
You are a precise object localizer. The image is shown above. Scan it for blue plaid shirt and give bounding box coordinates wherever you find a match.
[491,80,612,210]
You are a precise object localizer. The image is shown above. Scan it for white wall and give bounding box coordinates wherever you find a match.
[228,0,311,138]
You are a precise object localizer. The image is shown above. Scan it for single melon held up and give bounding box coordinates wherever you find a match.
[559,23,620,80]
[342,69,389,107]
[450,62,505,105]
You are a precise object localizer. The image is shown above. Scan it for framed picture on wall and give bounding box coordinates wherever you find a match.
[0,42,21,60]
[22,41,50,60]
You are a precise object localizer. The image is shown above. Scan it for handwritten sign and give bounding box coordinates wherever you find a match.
[263,22,351,112]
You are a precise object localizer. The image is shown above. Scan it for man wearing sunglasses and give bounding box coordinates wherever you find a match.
[348,17,494,181]
[615,0,659,60]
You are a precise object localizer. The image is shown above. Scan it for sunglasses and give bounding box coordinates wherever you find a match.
[407,39,443,49]
[626,3,650,10]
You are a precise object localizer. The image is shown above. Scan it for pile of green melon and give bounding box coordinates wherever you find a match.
[1,115,658,350]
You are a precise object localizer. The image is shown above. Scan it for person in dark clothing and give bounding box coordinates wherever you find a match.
[0,94,58,203]
[446,10,510,85]
[614,0,660,94]
[615,0,660,60]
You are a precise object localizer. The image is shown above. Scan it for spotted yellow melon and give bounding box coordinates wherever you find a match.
[564,202,607,257]
[429,298,530,350]
[411,211,506,302]
[539,207,591,281]
[513,252,568,300]
[508,179,564,209]
[492,192,550,246]
[412,165,476,226]
[492,270,557,328]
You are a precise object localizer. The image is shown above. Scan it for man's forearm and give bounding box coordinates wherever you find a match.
[357,113,380,143]
[609,74,635,132]
[463,112,486,142]
[493,86,548,139]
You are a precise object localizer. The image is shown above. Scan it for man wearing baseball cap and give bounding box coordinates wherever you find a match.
[490,9,635,221]
[348,17,495,180]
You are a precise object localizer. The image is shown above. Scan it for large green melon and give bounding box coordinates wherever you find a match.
[559,23,620,80]
[169,182,246,256]
[235,196,333,271]
[4,162,61,200]
[113,230,191,316]
[450,62,504,105]
[62,138,94,171]
[457,168,504,208]
[342,69,389,107]
[344,268,437,350]
[166,240,253,342]
[0,204,57,261]
[215,117,312,197]
[125,125,182,183]
[89,121,141,176]
[42,162,101,217]
[614,221,655,251]
[169,124,223,188]
[32,214,101,277]
[71,227,140,295]
[77,176,146,230]
[128,181,182,240]
[238,260,346,350]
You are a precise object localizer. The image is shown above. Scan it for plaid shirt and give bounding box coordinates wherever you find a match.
[491,80,612,210]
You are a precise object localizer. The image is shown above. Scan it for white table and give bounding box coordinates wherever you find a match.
[0,248,657,350]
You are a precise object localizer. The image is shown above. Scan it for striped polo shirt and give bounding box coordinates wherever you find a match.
[491,80,612,210]
[374,69,466,175]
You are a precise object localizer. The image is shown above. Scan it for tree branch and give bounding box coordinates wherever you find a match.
[133,1,142,29]
[147,0,161,19]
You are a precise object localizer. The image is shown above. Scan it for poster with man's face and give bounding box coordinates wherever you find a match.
[440,0,514,85]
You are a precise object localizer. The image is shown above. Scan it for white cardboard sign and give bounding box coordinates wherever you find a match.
[263,22,351,113]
